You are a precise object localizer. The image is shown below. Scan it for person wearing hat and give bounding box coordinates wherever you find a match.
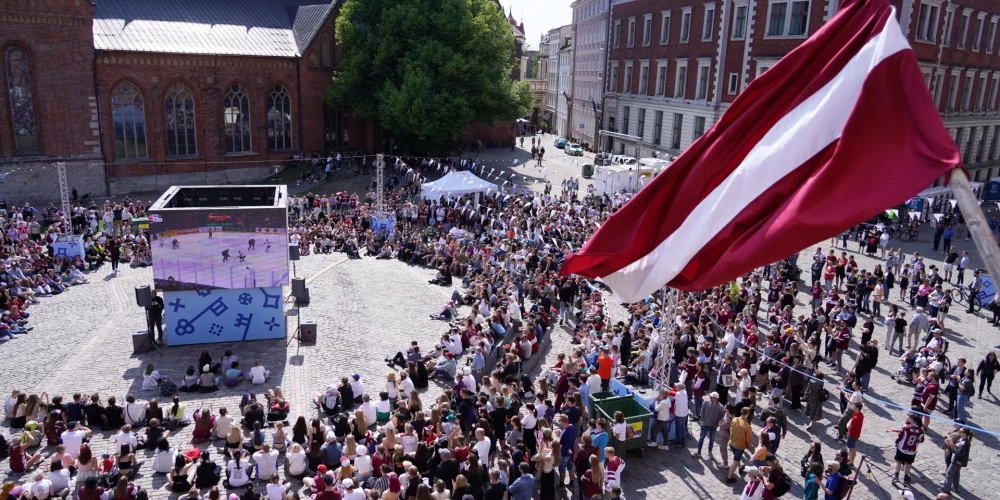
[739,466,765,500]
[350,374,365,405]
[341,478,363,500]
[817,460,843,500]
[694,392,723,461]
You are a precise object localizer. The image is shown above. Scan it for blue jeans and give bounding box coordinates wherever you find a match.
[770,387,785,406]
[693,395,704,419]
[956,393,969,421]
[430,369,452,379]
[696,425,716,454]
[558,454,573,478]
[669,416,688,446]
[860,372,871,391]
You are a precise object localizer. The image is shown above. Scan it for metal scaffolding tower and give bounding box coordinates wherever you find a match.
[375,154,386,218]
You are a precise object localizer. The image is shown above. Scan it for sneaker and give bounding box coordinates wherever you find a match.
[646,441,657,448]
[904,475,912,483]
[691,452,703,459]
[893,473,899,482]
[726,477,737,484]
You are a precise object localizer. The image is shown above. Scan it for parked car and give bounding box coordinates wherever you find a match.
[566,143,584,156]
[554,137,569,148]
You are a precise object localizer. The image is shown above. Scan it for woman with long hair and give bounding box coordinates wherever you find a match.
[344,435,359,460]
[111,476,132,500]
[224,426,243,457]
[272,422,289,452]
[284,443,307,478]
[291,416,308,445]
[580,454,604,498]
[75,444,100,483]
[9,393,27,428]
[168,454,194,493]
[117,444,137,479]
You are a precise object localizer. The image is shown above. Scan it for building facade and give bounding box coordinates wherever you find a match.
[603,0,1000,180]
[545,26,574,133]
[557,37,575,137]
[570,0,611,149]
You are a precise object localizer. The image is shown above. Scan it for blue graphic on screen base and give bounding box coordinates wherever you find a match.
[164,286,284,345]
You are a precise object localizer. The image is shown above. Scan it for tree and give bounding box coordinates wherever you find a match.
[328,0,533,148]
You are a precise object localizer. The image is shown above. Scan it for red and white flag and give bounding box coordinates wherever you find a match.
[562,0,961,302]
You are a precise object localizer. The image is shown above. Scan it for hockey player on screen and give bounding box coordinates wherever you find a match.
[222,249,231,262]
[248,238,256,251]
[172,239,179,249]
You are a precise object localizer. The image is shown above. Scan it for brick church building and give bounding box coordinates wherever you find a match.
[0,0,403,201]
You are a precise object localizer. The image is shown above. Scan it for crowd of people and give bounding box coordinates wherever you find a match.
[2,155,999,500]
[0,196,162,342]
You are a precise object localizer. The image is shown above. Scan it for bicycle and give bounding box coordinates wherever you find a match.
[954,287,983,312]
[898,227,919,242]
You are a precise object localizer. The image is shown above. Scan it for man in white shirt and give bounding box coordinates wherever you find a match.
[60,422,92,459]
[249,362,269,385]
[4,389,19,417]
[461,367,477,394]
[253,444,280,480]
[360,395,376,426]
[473,428,491,466]
[670,383,690,447]
[215,408,234,439]
[647,389,673,449]
[350,374,366,404]
[28,472,52,500]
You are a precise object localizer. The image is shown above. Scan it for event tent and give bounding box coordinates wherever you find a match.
[420,170,499,199]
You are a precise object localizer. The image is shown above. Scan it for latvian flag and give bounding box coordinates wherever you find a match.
[562,0,961,302]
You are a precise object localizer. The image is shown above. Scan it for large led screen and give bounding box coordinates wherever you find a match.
[149,208,289,291]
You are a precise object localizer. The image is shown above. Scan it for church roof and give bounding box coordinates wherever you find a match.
[93,0,338,57]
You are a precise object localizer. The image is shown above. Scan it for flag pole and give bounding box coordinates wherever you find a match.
[948,169,1000,285]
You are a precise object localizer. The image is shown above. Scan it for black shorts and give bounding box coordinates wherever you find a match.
[894,450,916,464]
[836,266,846,279]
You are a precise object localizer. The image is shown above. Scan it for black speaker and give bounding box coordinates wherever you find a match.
[300,321,317,342]
[132,331,150,352]
[135,285,152,307]
[289,245,300,261]
[291,278,306,298]
[296,288,310,306]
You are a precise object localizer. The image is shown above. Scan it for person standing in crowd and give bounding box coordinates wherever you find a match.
[940,427,972,495]
[892,415,924,484]
[726,407,753,484]
[976,351,999,398]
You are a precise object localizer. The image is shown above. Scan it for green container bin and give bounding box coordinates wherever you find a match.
[582,163,595,178]
[592,394,653,454]
[588,391,618,407]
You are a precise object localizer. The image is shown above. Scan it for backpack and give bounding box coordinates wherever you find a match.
[837,477,855,499]
[160,379,178,397]
[773,471,793,497]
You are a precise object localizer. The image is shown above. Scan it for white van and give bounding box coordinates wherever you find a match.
[638,158,671,176]
[610,155,637,166]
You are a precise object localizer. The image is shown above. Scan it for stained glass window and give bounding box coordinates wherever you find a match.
[165,83,197,156]
[4,46,38,154]
[224,84,252,153]
[111,81,147,159]
[267,85,292,150]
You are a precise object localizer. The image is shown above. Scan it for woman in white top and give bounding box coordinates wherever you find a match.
[142,364,163,391]
[265,473,289,500]
[284,443,308,477]
[399,423,418,454]
[225,451,251,488]
[151,440,177,474]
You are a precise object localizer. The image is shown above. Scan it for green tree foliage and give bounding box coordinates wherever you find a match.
[328,0,534,147]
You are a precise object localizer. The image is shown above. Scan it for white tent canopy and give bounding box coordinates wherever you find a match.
[421,170,499,199]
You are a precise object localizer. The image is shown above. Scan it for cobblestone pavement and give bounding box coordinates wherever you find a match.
[3,146,1000,499]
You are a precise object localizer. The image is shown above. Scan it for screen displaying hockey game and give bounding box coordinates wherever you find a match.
[148,207,289,291]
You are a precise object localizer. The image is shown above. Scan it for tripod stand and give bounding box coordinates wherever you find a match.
[285,295,314,346]
[141,307,163,356]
